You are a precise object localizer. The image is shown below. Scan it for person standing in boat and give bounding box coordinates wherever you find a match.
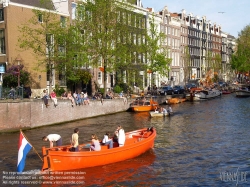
[42,134,62,148]
[71,128,79,152]
[102,132,113,149]
[117,125,125,147]
[90,134,101,151]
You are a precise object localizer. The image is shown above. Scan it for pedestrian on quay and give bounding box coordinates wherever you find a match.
[42,89,49,108]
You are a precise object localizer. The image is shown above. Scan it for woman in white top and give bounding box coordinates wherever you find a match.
[117,126,125,147]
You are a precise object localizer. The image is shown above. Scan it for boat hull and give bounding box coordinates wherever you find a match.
[235,90,250,97]
[130,105,157,112]
[149,111,173,117]
[166,98,186,104]
[186,89,221,101]
[129,98,158,112]
[42,128,156,171]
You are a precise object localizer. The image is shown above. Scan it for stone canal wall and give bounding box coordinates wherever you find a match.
[0,96,170,132]
[0,98,131,132]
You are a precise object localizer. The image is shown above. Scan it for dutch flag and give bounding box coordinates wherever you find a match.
[17,131,32,172]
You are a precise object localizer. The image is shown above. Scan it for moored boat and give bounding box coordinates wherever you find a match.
[222,90,231,94]
[186,88,222,101]
[42,128,156,171]
[129,97,158,112]
[166,97,186,104]
[235,85,250,97]
[149,111,173,117]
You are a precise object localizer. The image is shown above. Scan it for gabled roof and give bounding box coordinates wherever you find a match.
[11,0,55,10]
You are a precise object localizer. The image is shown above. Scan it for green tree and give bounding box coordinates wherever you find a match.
[74,0,135,96]
[3,65,31,87]
[231,25,250,76]
[18,0,67,93]
[144,15,171,86]
[182,46,191,85]
[213,53,222,82]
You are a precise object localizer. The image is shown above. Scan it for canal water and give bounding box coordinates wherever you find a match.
[1,94,250,186]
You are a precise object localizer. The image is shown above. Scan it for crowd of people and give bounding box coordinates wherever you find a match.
[41,89,91,108]
[42,125,126,152]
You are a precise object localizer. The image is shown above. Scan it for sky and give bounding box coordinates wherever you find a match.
[142,0,250,37]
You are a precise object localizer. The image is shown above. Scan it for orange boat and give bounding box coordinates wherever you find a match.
[129,97,159,112]
[166,97,186,104]
[42,128,156,171]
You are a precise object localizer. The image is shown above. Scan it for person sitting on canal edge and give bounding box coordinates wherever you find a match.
[42,89,49,108]
[42,134,62,148]
[50,89,58,107]
[102,132,113,149]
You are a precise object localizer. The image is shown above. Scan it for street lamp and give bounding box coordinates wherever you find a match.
[15,55,23,88]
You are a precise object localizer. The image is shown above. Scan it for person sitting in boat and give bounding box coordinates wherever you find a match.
[167,106,173,114]
[71,128,79,152]
[154,106,159,113]
[117,125,125,147]
[113,130,119,143]
[162,107,167,115]
[42,134,62,148]
[102,132,113,149]
[90,134,101,151]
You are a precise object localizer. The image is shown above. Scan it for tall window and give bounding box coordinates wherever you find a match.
[46,34,54,56]
[60,16,66,27]
[0,30,5,54]
[38,14,43,23]
[0,9,4,21]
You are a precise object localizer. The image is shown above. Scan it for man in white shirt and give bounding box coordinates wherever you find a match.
[102,132,113,149]
[42,134,62,148]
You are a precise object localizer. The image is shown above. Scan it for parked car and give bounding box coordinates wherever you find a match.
[218,82,227,87]
[158,86,174,95]
[185,83,197,91]
[173,85,185,94]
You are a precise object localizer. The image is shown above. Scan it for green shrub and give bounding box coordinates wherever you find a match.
[54,85,65,96]
[113,85,122,93]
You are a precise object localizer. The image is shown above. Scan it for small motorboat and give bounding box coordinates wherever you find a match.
[129,97,158,112]
[186,88,222,101]
[235,85,250,97]
[222,90,231,94]
[149,111,173,117]
[166,97,186,104]
[42,128,156,171]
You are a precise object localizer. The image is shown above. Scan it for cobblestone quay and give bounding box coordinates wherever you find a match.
[0,98,131,132]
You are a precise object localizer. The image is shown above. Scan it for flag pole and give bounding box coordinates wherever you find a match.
[20,129,43,162]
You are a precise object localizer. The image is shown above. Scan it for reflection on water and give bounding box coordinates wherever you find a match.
[1,94,250,186]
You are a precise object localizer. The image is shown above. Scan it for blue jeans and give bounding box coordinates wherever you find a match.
[104,140,113,149]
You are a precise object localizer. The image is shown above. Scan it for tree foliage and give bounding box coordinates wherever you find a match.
[145,15,171,76]
[182,46,191,84]
[3,65,31,87]
[18,0,67,92]
[231,25,250,74]
[74,0,139,96]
